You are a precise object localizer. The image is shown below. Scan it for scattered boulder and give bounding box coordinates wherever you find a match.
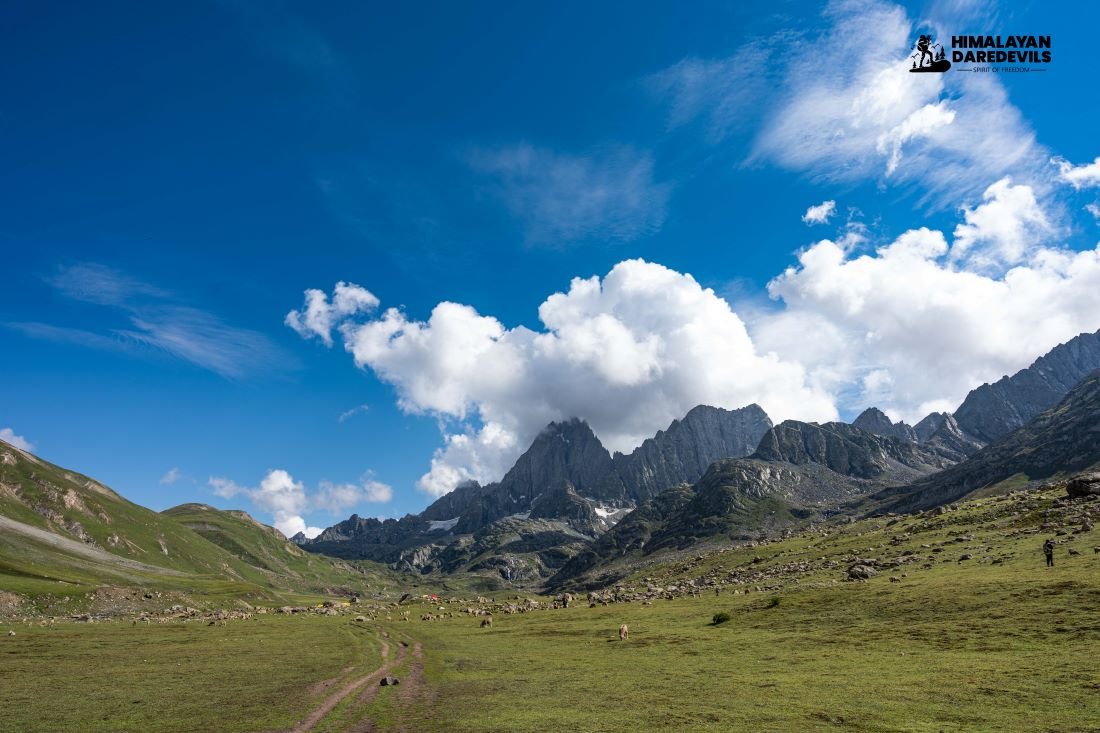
[847,564,877,580]
[7,630,14,637]
[354,616,366,623]
[959,554,973,561]
[1066,473,1100,499]
[380,676,400,686]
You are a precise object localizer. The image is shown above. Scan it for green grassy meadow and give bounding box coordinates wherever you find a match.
[2,486,1098,732]
[0,615,385,733]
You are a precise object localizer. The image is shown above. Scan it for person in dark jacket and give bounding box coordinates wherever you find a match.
[1043,539,1055,567]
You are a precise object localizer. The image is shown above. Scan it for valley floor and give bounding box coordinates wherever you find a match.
[3,486,1099,732]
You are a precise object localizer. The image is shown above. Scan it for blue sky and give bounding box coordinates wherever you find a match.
[3,0,1100,536]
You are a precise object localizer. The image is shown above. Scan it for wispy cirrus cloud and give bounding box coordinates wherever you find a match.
[7,264,295,379]
[45,263,169,306]
[465,143,672,246]
[216,0,351,97]
[645,38,783,144]
[337,404,369,423]
[3,322,133,353]
[647,0,1047,207]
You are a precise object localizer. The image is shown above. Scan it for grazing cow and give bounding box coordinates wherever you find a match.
[481,616,493,629]
[619,624,629,641]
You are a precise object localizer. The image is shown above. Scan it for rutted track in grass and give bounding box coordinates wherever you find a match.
[290,631,421,733]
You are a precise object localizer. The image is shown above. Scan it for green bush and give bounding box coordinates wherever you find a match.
[711,611,731,625]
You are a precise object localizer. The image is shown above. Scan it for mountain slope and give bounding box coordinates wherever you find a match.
[162,503,372,590]
[880,368,1100,513]
[0,439,383,602]
[549,420,950,588]
[953,329,1100,442]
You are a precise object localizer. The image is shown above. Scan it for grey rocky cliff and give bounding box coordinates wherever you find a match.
[921,413,985,461]
[300,404,774,576]
[753,420,952,480]
[953,329,1100,442]
[612,404,773,501]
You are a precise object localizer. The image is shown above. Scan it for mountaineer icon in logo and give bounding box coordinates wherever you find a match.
[910,34,951,72]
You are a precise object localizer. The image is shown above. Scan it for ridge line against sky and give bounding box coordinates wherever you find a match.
[3,0,1099,534]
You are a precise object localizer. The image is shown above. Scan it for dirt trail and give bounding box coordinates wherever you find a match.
[289,632,418,733]
[394,642,432,733]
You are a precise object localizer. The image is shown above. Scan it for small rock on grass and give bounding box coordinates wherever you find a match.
[380,676,400,686]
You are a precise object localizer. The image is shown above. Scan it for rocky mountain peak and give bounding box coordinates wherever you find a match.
[499,418,619,500]
[612,403,773,501]
[913,412,949,442]
[852,407,917,443]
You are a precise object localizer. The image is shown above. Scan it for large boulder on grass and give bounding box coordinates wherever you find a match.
[847,564,877,580]
[1067,473,1100,499]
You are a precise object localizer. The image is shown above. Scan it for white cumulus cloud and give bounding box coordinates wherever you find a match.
[757,205,1100,423]
[208,469,391,538]
[285,281,379,346]
[294,262,837,497]
[0,428,35,452]
[1052,156,1100,190]
[315,479,393,511]
[952,177,1053,270]
[159,467,182,485]
[292,174,1100,495]
[802,200,837,225]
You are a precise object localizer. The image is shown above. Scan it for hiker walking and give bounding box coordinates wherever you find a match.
[916,35,934,67]
[1043,539,1055,567]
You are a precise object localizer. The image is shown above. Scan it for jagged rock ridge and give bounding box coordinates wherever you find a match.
[879,368,1100,513]
[549,418,951,588]
[953,329,1100,442]
[303,405,774,577]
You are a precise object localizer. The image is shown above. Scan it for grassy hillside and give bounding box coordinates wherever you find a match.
[161,502,384,592]
[0,439,398,609]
